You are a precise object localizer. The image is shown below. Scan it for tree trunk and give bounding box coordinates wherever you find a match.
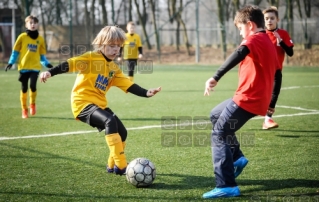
[115,1,124,24]
[176,0,190,56]
[39,0,47,50]
[90,0,96,41]
[149,0,161,62]
[168,0,180,50]
[254,0,263,5]
[73,0,79,25]
[128,0,133,21]
[84,0,91,45]
[56,0,62,25]
[286,0,294,37]
[111,0,115,24]
[296,0,312,49]
[267,0,280,8]
[99,0,108,25]
[216,0,227,59]
[134,0,152,49]
[304,0,312,49]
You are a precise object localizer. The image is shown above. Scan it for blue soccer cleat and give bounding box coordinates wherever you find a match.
[234,156,248,178]
[114,165,126,176]
[202,186,240,199]
[106,166,114,173]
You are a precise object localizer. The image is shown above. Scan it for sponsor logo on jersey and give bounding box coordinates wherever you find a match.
[95,74,109,91]
[27,44,37,52]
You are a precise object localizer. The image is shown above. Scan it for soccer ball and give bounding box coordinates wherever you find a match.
[126,157,156,187]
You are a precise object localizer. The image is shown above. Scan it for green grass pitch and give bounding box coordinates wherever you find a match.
[0,65,319,201]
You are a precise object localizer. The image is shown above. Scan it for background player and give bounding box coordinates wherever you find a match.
[5,15,53,119]
[39,26,161,175]
[262,6,294,130]
[118,21,143,82]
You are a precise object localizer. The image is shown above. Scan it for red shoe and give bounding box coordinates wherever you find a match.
[262,119,279,130]
[22,109,28,119]
[30,104,36,115]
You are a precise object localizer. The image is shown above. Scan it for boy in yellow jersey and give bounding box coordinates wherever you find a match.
[118,21,143,82]
[39,26,161,175]
[5,15,53,119]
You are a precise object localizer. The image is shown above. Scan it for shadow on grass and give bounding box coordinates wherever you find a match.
[0,169,318,201]
[29,116,75,120]
[273,129,319,133]
[156,173,319,191]
[1,142,318,200]
[247,128,319,134]
[121,117,163,121]
[0,141,103,169]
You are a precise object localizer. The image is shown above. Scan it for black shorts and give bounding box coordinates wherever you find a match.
[18,71,39,83]
[77,104,127,140]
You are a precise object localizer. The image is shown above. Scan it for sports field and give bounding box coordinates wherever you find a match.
[0,65,319,201]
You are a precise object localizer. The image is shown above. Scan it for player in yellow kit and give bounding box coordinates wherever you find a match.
[40,26,161,175]
[118,21,143,82]
[5,15,53,118]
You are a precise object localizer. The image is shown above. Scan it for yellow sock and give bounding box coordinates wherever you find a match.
[20,91,28,110]
[129,76,134,82]
[29,90,37,105]
[105,134,127,169]
[107,141,126,169]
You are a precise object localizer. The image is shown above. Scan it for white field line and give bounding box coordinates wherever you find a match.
[281,85,319,90]
[1,106,319,141]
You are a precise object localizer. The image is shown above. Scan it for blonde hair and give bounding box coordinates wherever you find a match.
[25,15,39,24]
[127,21,135,26]
[92,26,126,51]
[263,6,279,18]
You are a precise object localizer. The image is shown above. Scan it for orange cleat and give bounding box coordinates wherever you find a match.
[262,119,279,130]
[22,109,28,119]
[30,104,36,115]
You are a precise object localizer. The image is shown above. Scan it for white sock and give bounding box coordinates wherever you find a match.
[265,116,272,121]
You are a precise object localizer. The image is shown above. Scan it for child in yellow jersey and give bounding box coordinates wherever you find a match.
[5,15,53,119]
[118,21,143,82]
[39,26,161,175]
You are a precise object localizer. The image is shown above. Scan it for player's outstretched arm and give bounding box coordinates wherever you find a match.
[204,77,218,96]
[146,87,161,97]
[40,71,51,83]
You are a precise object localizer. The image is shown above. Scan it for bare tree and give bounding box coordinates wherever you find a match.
[285,0,294,38]
[296,0,312,49]
[54,0,62,25]
[111,0,115,24]
[99,0,108,25]
[149,0,161,61]
[216,0,227,59]
[84,0,91,45]
[90,0,96,40]
[74,0,80,25]
[167,0,180,50]
[177,0,191,55]
[38,0,47,48]
[128,0,133,22]
[134,0,152,49]
[266,0,280,8]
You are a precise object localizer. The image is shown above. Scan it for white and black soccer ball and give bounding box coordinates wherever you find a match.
[126,157,156,187]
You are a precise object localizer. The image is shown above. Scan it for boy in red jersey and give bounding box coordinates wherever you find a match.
[5,15,53,118]
[202,5,279,199]
[262,6,294,129]
[40,26,161,175]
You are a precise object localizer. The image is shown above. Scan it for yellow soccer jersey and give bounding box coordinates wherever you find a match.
[67,51,134,118]
[13,33,46,71]
[123,33,142,59]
